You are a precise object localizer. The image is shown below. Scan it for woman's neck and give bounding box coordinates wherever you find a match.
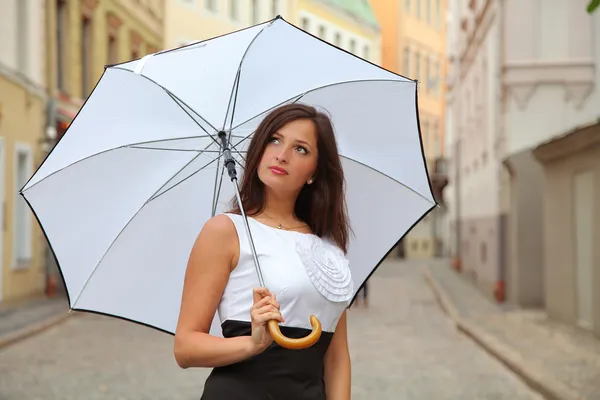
[260,187,299,223]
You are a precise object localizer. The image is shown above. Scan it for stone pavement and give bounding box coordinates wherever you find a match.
[0,258,543,399]
[0,295,71,349]
[426,260,600,400]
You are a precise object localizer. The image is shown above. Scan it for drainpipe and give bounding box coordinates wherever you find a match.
[43,97,58,297]
[494,0,507,303]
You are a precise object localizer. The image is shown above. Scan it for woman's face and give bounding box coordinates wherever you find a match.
[257,118,319,195]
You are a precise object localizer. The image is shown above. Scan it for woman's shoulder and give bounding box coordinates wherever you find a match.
[197,214,239,244]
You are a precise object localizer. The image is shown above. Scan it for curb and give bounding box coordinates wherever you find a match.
[423,266,582,400]
[0,311,73,350]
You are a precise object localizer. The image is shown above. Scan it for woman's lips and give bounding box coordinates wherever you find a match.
[269,166,288,175]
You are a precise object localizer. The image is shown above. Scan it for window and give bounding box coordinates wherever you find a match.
[108,35,118,65]
[17,0,29,73]
[229,0,239,20]
[404,47,410,76]
[406,0,411,12]
[251,0,259,24]
[427,0,431,23]
[416,0,421,18]
[363,45,369,60]
[415,52,421,81]
[422,120,429,154]
[301,17,309,31]
[480,242,487,263]
[436,61,441,94]
[433,122,441,157]
[318,25,326,39]
[14,145,32,268]
[271,0,278,17]
[436,0,441,28]
[81,16,93,98]
[334,32,341,47]
[56,0,68,92]
[349,39,356,54]
[425,57,430,92]
[205,0,217,12]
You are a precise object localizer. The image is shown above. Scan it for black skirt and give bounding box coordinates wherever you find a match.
[200,320,333,400]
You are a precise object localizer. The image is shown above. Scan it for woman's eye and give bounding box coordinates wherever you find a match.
[296,146,308,154]
[269,138,280,144]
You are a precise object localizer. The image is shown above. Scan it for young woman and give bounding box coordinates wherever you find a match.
[174,103,354,399]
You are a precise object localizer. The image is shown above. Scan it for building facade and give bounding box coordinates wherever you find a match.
[444,0,600,336]
[164,0,294,49]
[0,0,47,304]
[371,0,448,259]
[43,0,165,296]
[296,0,381,65]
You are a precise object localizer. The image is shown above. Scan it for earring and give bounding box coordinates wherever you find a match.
[307,178,314,185]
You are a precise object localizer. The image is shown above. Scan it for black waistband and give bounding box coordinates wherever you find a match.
[213,320,334,380]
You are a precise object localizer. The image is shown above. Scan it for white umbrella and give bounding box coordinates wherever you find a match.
[21,16,436,343]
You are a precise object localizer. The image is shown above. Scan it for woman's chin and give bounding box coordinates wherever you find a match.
[260,176,301,194]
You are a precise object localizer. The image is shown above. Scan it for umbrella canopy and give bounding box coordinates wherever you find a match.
[21,16,436,337]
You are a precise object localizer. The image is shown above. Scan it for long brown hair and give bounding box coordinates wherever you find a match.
[229,103,350,253]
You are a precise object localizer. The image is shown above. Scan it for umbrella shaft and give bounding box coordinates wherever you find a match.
[232,174,266,288]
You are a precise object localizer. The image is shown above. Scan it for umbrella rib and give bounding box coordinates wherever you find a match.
[164,91,220,147]
[229,78,412,132]
[147,152,245,204]
[339,155,435,206]
[69,140,217,309]
[128,146,246,154]
[112,66,221,139]
[221,20,274,133]
[21,134,224,194]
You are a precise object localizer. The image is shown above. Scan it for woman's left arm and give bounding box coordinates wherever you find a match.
[324,310,351,400]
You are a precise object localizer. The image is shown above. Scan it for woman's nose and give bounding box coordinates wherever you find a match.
[275,148,290,163]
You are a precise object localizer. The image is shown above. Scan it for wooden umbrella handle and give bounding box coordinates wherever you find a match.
[267,315,322,350]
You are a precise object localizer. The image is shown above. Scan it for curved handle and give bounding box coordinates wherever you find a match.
[267,315,322,350]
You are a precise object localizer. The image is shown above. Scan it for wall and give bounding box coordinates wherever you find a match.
[0,0,48,303]
[534,126,600,336]
[503,0,600,156]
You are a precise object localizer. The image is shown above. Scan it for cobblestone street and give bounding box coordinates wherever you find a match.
[0,259,543,399]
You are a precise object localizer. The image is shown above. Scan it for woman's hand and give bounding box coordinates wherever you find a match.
[250,287,284,353]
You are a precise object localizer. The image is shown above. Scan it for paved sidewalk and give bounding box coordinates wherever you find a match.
[0,295,71,349]
[425,261,600,400]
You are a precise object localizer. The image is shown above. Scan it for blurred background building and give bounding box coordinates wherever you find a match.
[0,0,47,304]
[443,0,600,336]
[0,0,164,305]
[371,0,448,260]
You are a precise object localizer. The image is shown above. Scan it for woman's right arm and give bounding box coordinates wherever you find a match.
[173,214,257,369]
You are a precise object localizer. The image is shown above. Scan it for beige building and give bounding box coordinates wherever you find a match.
[164,0,293,49]
[371,0,448,260]
[46,0,164,141]
[444,0,599,336]
[43,0,165,297]
[0,0,48,304]
[296,0,381,65]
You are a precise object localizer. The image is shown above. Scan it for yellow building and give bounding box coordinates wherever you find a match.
[41,0,164,298]
[0,2,47,304]
[164,0,293,49]
[164,0,380,64]
[46,0,164,141]
[295,0,381,65]
[371,0,448,259]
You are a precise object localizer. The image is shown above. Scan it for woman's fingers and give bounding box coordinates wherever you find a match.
[254,311,284,324]
[251,295,280,310]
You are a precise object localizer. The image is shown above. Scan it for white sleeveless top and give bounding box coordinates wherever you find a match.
[218,213,354,333]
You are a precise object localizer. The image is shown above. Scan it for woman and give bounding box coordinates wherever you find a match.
[174,103,354,399]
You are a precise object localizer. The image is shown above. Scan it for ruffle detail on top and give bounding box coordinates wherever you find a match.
[295,234,354,303]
